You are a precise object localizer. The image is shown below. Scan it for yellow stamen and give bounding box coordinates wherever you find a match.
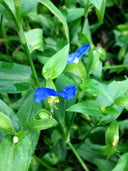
[55,98,59,103]
[54,105,58,110]
[48,99,53,103]
[48,97,59,104]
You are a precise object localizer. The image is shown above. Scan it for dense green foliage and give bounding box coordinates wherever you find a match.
[0,0,128,170]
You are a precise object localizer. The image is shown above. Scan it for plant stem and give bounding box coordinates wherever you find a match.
[18,25,39,85]
[23,43,39,86]
[68,141,89,171]
[14,1,39,86]
[0,15,3,37]
[32,154,56,171]
[103,64,128,70]
[84,0,89,18]
[3,28,9,55]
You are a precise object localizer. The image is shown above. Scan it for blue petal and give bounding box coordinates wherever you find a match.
[34,87,58,103]
[67,51,77,64]
[59,85,77,100]
[77,44,90,59]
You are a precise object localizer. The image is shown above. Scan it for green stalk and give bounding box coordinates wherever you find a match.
[0,0,19,31]
[14,1,39,86]
[84,0,89,18]
[19,26,39,85]
[32,154,56,171]
[103,64,128,70]
[23,42,39,86]
[68,141,89,171]
[14,0,21,24]
[0,15,3,37]
[3,28,9,54]
[20,26,39,86]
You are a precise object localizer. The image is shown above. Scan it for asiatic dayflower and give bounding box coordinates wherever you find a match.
[34,85,77,103]
[67,44,90,64]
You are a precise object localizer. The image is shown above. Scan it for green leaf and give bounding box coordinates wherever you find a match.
[117,143,128,153]
[88,49,100,74]
[25,29,43,53]
[64,8,84,22]
[0,111,15,134]
[17,90,42,125]
[119,119,128,129]
[38,0,69,41]
[54,74,76,126]
[95,0,106,24]
[0,0,19,30]
[28,11,53,31]
[82,18,92,41]
[96,47,106,61]
[27,130,40,153]
[24,118,58,130]
[106,0,115,7]
[114,94,128,107]
[15,130,28,142]
[0,100,20,131]
[77,142,105,163]
[100,105,119,115]
[0,135,32,171]
[93,158,115,171]
[53,139,67,161]
[112,153,128,171]
[91,61,103,79]
[67,101,103,116]
[51,129,62,145]
[105,120,119,159]
[42,44,69,79]
[90,0,104,10]
[36,108,51,119]
[20,0,37,15]
[42,152,58,166]
[46,79,57,90]
[97,79,128,106]
[65,61,87,81]
[80,79,113,102]
[0,61,33,93]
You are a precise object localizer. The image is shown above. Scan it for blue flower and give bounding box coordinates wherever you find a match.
[67,44,90,64]
[34,85,77,103]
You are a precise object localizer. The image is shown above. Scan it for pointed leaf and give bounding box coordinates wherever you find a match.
[88,49,100,73]
[114,94,128,107]
[67,101,103,116]
[0,0,19,30]
[0,111,15,134]
[42,44,69,79]
[0,100,20,131]
[105,120,119,159]
[95,0,106,24]
[93,158,115,171]
[25,29,43,53]
[20,0,37,15]
[65,61,87,80]
[112,153,128,171]
[80,79,113,102]
[38,0,69,41]
[0,135,32,171]
[101,106,119,115]
[90,0,104,10]
[97,79,128,106]
[0,61,33,93]
[65,8,84,22]
[24,118,58,130]
[17,90,42,125]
